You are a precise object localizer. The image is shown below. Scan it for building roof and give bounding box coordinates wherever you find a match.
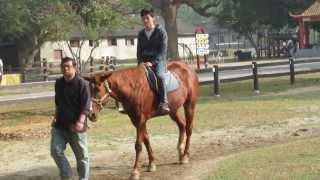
[290,0,320,19]
[301,0,320,17]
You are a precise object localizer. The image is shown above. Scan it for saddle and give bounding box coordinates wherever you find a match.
[143,64,179,93]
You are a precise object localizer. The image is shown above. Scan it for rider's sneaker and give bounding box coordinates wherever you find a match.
[157,103,170,115]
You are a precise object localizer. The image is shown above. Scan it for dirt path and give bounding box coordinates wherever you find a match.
[1,115,320,180]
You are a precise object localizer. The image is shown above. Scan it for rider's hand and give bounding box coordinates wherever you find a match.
[145,62,153,67]
[51,117,56,127]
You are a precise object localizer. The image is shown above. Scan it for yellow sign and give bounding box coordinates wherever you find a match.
[1,74,21,85]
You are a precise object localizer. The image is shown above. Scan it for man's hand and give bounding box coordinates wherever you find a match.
[71,113,86,132]
[71,121,85,132]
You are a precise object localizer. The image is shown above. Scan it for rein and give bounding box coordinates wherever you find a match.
[92,80,112,109]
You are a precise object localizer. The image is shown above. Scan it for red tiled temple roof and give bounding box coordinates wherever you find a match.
[301,0,320,17]
[290,0,320,18]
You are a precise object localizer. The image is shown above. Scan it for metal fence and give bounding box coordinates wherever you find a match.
[198,57,320,96]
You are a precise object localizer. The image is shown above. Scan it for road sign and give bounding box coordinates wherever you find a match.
[196,33,209,56]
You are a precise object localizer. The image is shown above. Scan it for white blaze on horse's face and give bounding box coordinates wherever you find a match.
[89,80,109,120]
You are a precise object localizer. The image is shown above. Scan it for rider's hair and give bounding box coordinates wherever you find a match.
[140,8,154,17]
[61,57,77,67]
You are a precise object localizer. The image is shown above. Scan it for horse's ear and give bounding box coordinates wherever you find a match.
[100,71,112,82]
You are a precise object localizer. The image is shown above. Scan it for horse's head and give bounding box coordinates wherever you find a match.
[84,72,112,122]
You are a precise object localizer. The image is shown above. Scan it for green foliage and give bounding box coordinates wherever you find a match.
[0,0,42,40]
[0,0,131,49]
[178,4,210,24]
[214,0,315,33]
[38,1,78,41]
[124,0,149,13]
[0,0,133,68]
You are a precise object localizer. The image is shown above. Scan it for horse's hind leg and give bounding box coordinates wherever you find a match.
[169,112,186,164]
[182,101,196,164]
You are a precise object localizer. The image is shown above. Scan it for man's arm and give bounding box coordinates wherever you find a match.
[155,27,168,63]
[79,80,91,116]
[52,80,60,125]
[72,79,91,132]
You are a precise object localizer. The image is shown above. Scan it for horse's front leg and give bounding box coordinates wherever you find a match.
[130,126,144,180]
[142,124,156,172]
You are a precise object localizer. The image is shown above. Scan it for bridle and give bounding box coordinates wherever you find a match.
[91,80,112,109]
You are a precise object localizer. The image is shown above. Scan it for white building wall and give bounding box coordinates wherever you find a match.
[178,36,196,57]
[40,35,196,63]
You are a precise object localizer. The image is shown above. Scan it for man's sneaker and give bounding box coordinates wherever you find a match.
[157,103,170,115]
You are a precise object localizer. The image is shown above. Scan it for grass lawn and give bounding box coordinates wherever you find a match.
[204,137,320,180]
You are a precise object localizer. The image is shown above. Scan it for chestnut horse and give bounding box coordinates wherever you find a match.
[86,60,199,179]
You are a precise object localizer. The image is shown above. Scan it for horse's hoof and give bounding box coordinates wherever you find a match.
[180,156,189,164]
[148,163,157,172]
[130,170,140,180]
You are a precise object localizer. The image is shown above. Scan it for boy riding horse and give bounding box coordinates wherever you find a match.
[137,8,169,114]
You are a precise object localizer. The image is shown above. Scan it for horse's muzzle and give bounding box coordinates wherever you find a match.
[88,112,98,122]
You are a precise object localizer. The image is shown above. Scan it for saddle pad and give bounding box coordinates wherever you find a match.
[164,71,179,92]
[144,66,179,93]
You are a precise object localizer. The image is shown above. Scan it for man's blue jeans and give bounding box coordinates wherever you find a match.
[50,127,89,180]
[155,60,168,104]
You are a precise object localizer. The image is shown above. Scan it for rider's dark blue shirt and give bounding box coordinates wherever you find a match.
[137,24,168,65]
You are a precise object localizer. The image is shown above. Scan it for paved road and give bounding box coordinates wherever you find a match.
[1,58,320,103]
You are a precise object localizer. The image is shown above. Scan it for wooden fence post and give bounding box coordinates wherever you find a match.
[43,58,48,81]
[89,57,93,73]
[105,56,110,65]
[289,58,295,85]
[252,61,260,94]
[99,58,105,71]
[213,65,220,96]
[22,69,27,83]
[204,54,208,69]
[105,56,110,71]
[196,55,200,69]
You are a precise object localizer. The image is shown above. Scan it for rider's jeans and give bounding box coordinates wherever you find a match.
[155,60,168,103]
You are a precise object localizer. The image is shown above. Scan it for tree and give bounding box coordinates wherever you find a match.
[58,0,130,72]
[0,0,129,72]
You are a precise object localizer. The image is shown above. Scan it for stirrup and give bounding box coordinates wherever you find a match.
[157,103,170,115]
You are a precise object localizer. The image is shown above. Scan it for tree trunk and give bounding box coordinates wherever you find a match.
[161,2,179,60]
[16,34,40,71]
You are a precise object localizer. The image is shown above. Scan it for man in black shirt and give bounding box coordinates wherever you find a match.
[137,8,169,114]
[51,57,91,180]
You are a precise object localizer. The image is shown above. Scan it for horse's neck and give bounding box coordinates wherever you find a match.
[108,67,145,102]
